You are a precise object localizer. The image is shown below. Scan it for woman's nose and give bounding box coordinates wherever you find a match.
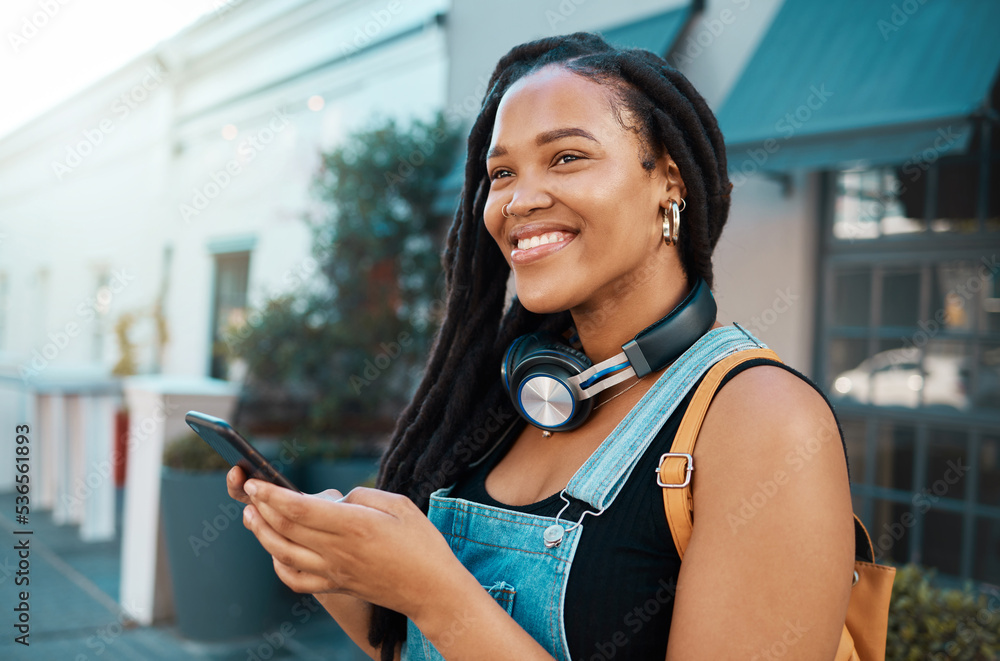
[506,173,554,217]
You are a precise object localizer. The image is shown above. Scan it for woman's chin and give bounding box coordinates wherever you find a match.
[513,288,575,316]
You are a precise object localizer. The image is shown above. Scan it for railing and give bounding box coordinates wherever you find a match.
[0,365,120,542]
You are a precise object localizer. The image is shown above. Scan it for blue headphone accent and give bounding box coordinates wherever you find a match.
[501,278,717,432]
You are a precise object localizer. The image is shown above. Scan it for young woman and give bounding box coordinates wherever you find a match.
[228,32,855,660]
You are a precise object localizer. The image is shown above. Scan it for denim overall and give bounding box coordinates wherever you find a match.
[401,325,766,660]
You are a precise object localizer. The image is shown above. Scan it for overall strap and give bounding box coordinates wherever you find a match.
[565,324,766,511]
[658,348,781,559]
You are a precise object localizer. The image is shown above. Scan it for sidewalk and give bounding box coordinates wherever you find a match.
[0,489,370,660]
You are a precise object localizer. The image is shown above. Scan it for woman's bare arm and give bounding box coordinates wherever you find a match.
[310,593,382,660]
[665,366,855,659]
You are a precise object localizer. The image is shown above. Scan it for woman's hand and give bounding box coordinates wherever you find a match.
[226,464,260,505]
[227,467,554,660]
[227,466,464,622]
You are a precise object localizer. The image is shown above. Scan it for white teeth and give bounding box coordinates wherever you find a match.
[517,232,571,250]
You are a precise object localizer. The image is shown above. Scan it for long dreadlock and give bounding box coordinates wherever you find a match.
[368,31,733,658]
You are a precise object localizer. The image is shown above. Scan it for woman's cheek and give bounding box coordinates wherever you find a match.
[482,198,503,237]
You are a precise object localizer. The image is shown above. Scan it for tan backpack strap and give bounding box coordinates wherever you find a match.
[659,348,782,559]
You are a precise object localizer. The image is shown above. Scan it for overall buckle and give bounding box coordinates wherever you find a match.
[656,452,693,488]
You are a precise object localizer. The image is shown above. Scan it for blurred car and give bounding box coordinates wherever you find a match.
[832,347,968,409]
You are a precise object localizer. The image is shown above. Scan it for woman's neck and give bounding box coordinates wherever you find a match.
[569,267,693,364]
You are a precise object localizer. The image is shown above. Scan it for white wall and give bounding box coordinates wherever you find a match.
[0,54,175,375]
[712,172,820,375]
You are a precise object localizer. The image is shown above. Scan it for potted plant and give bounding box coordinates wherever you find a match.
[160,432,297,640]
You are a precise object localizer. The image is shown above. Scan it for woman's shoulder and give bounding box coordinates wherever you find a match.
[691,356,851,518]
[709,358,843,449]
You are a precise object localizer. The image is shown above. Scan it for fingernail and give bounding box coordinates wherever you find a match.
[245,481,258,496]
[244,507,254,522]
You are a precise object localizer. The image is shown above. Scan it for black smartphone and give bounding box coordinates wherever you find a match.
[185,410,301,492]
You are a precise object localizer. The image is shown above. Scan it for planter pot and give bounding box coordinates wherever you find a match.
[301,457,380,495]
[160,467,296,640]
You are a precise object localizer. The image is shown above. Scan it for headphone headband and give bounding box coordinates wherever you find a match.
[622,277,717,377]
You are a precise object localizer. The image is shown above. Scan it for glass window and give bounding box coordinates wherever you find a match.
[875,422,916,491]
[832,170,880,240]
[870,500,912,565]
[986,265,1000,333]
[881,270,921,327]
[931,157,979,234]
[925,429,968,501]
[832,270,871,327]
[930,261,979,333]
[921,508,963,575]
[869,349,924,409]
[829,338,870,398]
[975,344,1000,411]
[874,423,914,492]
[979,435,1000,507]
[841,417,867,484]
[851,493,866,519]
[91,270,110,362]
[922,341,971,411]
[210,251,251,380]
[989,156,1000,232]
[975,519,1000,584]
[833,168,927,240]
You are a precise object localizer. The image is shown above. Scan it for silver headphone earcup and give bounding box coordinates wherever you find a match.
[503,333,595,431]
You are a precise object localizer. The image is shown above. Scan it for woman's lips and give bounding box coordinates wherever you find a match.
[510,233,576,265]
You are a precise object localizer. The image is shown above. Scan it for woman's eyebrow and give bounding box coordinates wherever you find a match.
[535,127,599,146]
[486,127,600,161]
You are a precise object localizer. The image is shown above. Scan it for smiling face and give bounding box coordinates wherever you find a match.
[484,64,687,317]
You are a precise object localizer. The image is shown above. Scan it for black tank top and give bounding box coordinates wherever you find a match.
[448,358,849,660]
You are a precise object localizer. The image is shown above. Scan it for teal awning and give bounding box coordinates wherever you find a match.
[717,0,1000,172]
[598,3,693,56]
[433,2,698,216]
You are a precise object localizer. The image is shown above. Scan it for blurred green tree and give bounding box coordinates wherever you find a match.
[229,112,462,454]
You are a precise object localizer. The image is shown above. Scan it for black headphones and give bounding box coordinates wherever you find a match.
[501,278,717,432]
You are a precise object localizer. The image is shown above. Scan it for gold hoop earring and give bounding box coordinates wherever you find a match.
[663,200,681,246]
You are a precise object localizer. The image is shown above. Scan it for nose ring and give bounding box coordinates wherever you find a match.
[502,203,514,218]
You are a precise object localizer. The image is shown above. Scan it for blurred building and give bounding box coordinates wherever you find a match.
[0,0,998,588]
[0,0,448,382]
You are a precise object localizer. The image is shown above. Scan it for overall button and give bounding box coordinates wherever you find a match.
[543,524,564,548]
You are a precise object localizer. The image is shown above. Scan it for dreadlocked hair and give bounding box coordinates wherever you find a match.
[367,31,732,658]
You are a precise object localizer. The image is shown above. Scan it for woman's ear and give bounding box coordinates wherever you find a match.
[658,153,687,207]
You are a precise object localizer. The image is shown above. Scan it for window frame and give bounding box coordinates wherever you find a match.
[815,114,1000,585]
